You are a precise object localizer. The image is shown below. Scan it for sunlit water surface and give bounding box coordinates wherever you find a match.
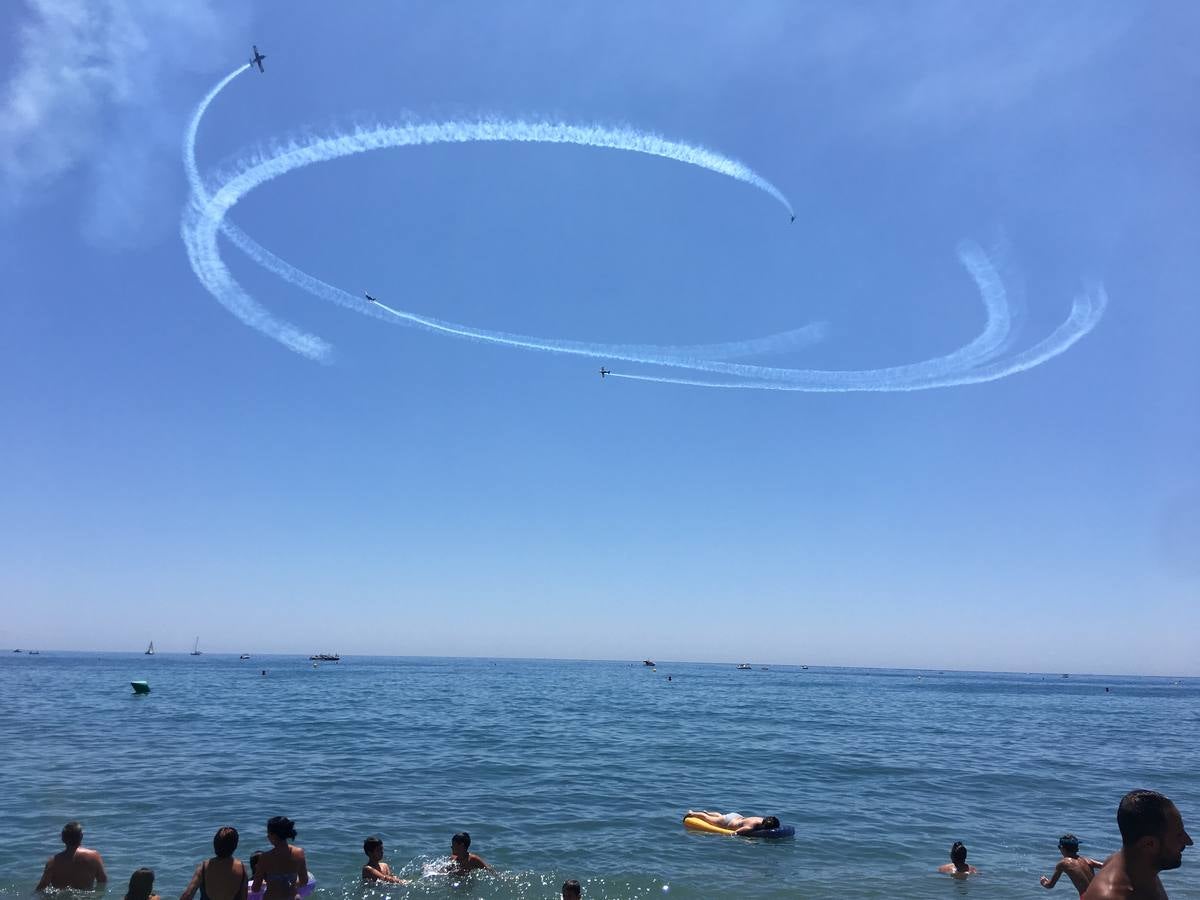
[1,654,1197,898]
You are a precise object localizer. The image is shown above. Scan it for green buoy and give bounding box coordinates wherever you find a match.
[131,680,151,694]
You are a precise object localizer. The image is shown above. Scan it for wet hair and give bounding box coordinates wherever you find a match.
[61,822,83,847]
[562,880,582,899]
[213,827,239,859]
[451,832,471,850]
[267,817,297,841]
[1058,833,1080,851]
[248,852,263,876]
[761,816,780,831]
[950,841,968,865]
[124,868,155,900]
[1118,790,1175,846]
[363,836,383,855]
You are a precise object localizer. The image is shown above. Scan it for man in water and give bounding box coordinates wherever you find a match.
[1041,833,1106,894]
[685,810,780,835]
[1083,790,1192,899]
[36,821,109,890]
[937,841,979,877]
[447,832,491,873]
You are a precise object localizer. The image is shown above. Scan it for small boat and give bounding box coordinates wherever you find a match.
[12,649,22,653]
[130,681,151,694]
[642,659,656,667]
[145,641,155,656]
[190,637,202,656]
[239,654,251,660]
[29,650,40,656]
[736,663,752,670]
[309,653,340,662]
[801,665,809,670]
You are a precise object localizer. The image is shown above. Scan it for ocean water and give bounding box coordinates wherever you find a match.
[1,654,1197,899]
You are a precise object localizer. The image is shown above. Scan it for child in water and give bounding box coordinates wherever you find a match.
[361,836,406,885]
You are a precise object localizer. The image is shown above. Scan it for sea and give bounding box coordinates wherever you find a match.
[1,653,1197,899]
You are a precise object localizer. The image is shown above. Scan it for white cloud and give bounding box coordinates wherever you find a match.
[0,0,247,247]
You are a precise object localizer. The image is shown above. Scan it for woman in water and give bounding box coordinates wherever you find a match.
[180,827,248,900]
[125,868,159,900]
[250,818,307,900]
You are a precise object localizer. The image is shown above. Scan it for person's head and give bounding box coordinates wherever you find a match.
[61,821,83,848]
[248,852,263,876]
[363,836,383,861]
[124,868,155,900]
[1057,833,1080,856]
[213,827,239,860]
[949,842,968,866]
[561,879,581,899]
[1117,790,1193,871]
[760,817,780,831]
[451,833,470,857]
[266,817,297,845]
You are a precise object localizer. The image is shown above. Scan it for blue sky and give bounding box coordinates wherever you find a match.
[1,1,1197,674]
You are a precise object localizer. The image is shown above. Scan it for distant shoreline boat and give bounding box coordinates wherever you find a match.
[190,637,202,656]
[642,659,655,667]
[145,641,155,656]
[309,653,340,662]
[736,663,752,670]
[239,654,251,660]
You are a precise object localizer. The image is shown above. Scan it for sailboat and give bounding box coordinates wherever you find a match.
[145,641,155,656]
[190,637,202,656]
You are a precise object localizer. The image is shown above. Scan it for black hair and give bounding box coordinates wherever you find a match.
[1118,790,1174,846]
[950,841,967,865]
[363,836,383,855]
[1058,833,1080,850]
[267,817,297,841]
[761,816,780,831]
[451,832,471,849]
[124,868,155,900]
[562,879,582,899]
[62,822,83,847]
[248,852,263,876]
[214,827,239,859]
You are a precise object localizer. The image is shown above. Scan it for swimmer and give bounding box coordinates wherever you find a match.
[562,879,582,899]
[125,868,159,900]
[937,841,979,877]
[446,833,492,873]
[1083,790,1192,899]
[250,817,307,900]
[1040,833,1105,895]
[361,836,406,885]
[36,821,109,890]
[685,811,780,835]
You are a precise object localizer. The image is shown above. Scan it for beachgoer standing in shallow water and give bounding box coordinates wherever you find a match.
[562,879,582,898]
[1040,833,1105,895]
[685,810,780,835]
[937,841,979,877]
[125,868,160,900]
[361,836,406,884]
[180,827,248,900]
[446,833,491,873]
[36,821,109,890]
[1083,789,1192,900]
[250,817,308,900]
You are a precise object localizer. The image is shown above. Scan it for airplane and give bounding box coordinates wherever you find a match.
[599,367,610,378]
[250,45,266,73]
[364,292,379,304]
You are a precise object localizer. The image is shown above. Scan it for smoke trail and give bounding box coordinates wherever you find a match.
[181,67,1105,390]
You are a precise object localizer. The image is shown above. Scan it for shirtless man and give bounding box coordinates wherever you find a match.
[1083,790,1192,900]
[685,810,781,835]
[36,821,109,891]
[447,833,491,874]
[1041,833,1106,895]
[937,841,979,877]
